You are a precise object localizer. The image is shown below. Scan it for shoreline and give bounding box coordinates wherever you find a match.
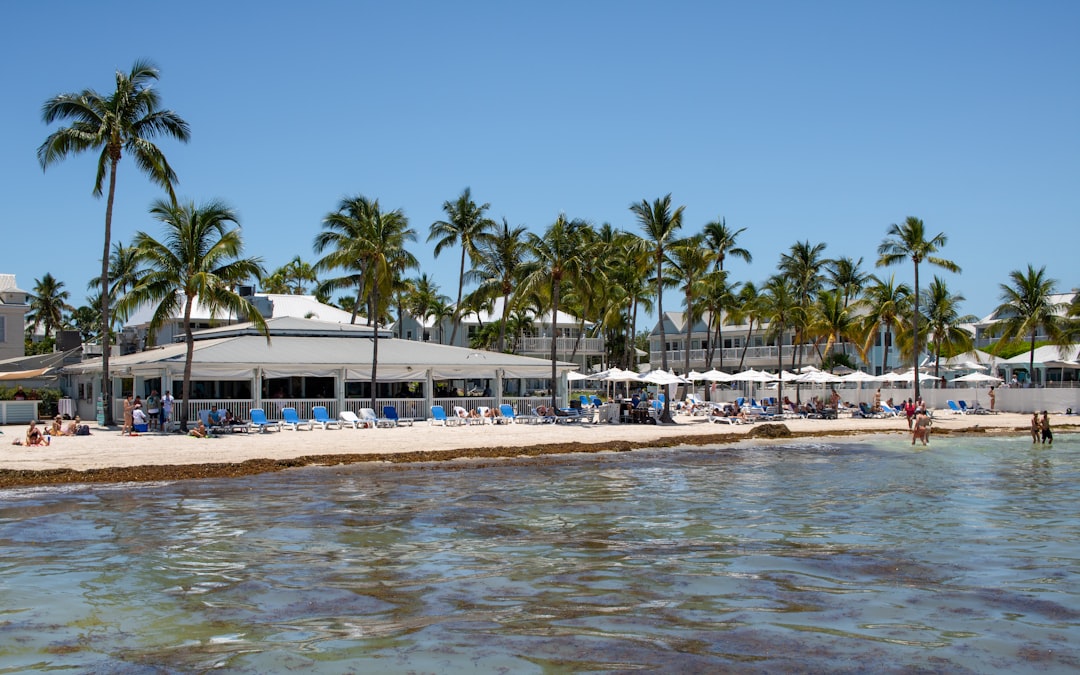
[1,412,1068,489]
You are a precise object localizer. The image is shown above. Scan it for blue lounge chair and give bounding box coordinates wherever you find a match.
[281,407,313,430]
[249,408,281,432]
[429,405,461,426]
[591,396,603,408]
[382,406,413,426]
[360,407,395,428]
[199,409,228,434]
[958,400,972,414]
[947,400,964,414]
[311,405,342,429]
[498,403,531,424]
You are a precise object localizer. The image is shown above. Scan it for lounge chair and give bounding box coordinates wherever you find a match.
[880,403,901,417]
[249,408,282,432]
[429,405,461,426]
[360,407,395,428]
[453,405,484,425]
[499,403,536,424]
[382,406,413,426]
[281,407,313,431]
[947,400,964,414]
[532,406,557,424]
[199,409,228,434]
[339,410,369,429]
[310,405,342,429]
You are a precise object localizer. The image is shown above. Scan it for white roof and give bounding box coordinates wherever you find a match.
[998,344,1080,365]
[123,292,361,327]
[457,297,588,328]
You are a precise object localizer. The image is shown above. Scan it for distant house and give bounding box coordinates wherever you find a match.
[397,298,604,371]
[971,293,1077,350]
[0,274,30,361]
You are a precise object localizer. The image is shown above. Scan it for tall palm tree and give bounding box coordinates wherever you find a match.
[39,60,190,424]
[876,216,960,399]
[858,274,912,376]
[520,215,587,412]
[667,233,711,376]
[464,218,529,353]
[115,199,267,430]
[731,281,762,371]
[87,241,146,329]
[759,275,802,409]
[631,194,684,422]
[993,265,1069,386]
[428,188,496,345]
[406,273,450,343]
[922,276,977,380]
[779,241,828,382]
[808,289,863,370]
[315,195,417,409]
[701,269,736,373]
[826,256,870,309]
[26,273,72,339]
[703,217,752,272]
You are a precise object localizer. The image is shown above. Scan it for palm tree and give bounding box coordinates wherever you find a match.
[703,217,752,272]
[759,275,802,409]
[922,276,977,380]
[278,256,319,295]
[115,199,267,430]
[858,274,912,376]
[826,256,870,309]
[876,216,960,399]
[808,289,863,371]
[701,269,736,373]
[315,195,417,409]
[993,265,1070,386]
[520,214,588,412]
[731,281,762,371]
[779,241,828,377]
[87,241,146,329]
[39,60,190,424]
[465,218,529,352]
[406,273,450,343]
[631,194,684,422]
[26,273,72,339]
[67,305,100,342]
[667,233,711,377]
[428,188,496,345]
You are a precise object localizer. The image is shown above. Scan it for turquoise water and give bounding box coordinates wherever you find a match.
[1,434,1078,673]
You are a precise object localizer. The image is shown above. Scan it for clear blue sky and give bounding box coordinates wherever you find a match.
[3,1,1077,326]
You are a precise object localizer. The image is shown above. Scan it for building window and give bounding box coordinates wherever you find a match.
[0,316,5,342]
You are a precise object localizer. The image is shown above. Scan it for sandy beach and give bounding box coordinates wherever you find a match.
[1,410,1063,488]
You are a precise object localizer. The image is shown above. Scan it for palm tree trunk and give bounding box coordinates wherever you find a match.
[99,158,120,426]
[497,291,510,353]
[913,261,921,400]
[370,287,380,411]
[449,248,466,345]
[683,292,692,377]
[657,254,672,423]
[180,297,195,431]
[738,320,754,371]
[349,286,362,324]
[549,283,561,412]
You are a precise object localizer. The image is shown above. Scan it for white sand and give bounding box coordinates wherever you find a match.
[1,411,1039,473]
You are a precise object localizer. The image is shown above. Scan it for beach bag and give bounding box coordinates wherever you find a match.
[76,425,91,436]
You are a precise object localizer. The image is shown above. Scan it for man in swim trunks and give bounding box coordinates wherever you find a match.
[1040,411,1052,445]
[912,409,931,446]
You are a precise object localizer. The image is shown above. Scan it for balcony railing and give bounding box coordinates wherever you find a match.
[516,336,605,354]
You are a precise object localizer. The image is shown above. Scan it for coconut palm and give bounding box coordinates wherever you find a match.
[464,218,529,352]
[315,195,417,409]
[922,276,977,380]
[428,188,496,345]
[858,274,912,376]
[701,269,737,373]
[808,289,864,371]
[631,194,684,422]
[876,216,960,398]
[66,305,100,342]
[730,281,762,371]
[26,273,72,339]
[826,256,870,309]
[406,273,450,343]
[993,265,1070,386]
[278,256,319,295]
[115,199,267,430]
[759,275,803,409]
[39,60,190,424]
[703,217,752,272]
[520,214,588,412]
[87,241,147,328]
[778,241,828,379]
[667,233,711,376]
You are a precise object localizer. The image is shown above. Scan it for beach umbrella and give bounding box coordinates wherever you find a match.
[958,360,989,371]
[796,370,843,384]
[566,371,591,381]
[730,368,776,382]
[953,372,1002,383]
[701,368,735,382]
[641,369,688,385]
[840,370,880,383]
[685,370,706,381]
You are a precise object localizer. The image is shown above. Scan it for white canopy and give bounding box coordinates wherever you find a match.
[953,372,1003,384]
[701,368,735,382]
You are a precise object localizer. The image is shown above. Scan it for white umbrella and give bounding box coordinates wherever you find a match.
[566,371,591,382]
[641,369,688,385]
[953,372,1003,384]
[603,367,642,382]
[685,370,706,381]
[840,371,880,383]
[796,370,844,384]
[958,360,989,372]
[731,368,776,382]
[896,369,941,383]
[701,368,735,382]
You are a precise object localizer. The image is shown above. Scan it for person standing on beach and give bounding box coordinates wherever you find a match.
[905,398,915,429]
[122,395,133,436]
[161,391,174,432]
[988,386,996,411]
[1041,411,1053,445]
[873,388,882,413]
[1031,412,1041,443]
[146,390,159,431]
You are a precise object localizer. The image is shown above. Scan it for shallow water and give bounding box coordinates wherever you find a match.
[1,434,1078,673]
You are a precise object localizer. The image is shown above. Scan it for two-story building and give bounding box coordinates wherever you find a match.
[0,275,30,362]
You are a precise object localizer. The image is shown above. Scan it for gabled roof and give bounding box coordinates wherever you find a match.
[456,297,589,328]
[123,292,361,327]
[998,344,1080,365]
[186,316,387,341]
